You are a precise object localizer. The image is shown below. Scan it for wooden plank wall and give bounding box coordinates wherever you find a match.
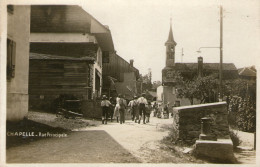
[29,60,90,96]
[102,53,135,82]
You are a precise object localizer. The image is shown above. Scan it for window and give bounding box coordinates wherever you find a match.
[7,5,14,14]
[7,39,16,80]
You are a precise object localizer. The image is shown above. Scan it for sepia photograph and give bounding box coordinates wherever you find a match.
[0,0,259,166]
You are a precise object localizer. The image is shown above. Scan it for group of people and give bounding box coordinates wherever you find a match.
[100,93,152,124]
[153,102,175,119]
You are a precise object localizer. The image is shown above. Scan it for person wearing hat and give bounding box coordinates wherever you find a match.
[137,93,148,124]
[128,96,138,121]
[101,95,111,124]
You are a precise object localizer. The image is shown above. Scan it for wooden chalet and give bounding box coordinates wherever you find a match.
[29,5,113,112]
[29,52,95,110]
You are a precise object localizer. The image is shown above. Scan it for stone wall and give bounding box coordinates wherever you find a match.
[172,102,230,144]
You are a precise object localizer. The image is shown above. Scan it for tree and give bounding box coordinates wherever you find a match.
[138,73,152,92]
[176,75,218,105]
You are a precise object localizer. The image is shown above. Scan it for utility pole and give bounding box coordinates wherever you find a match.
[197,6,224,101]
[219,5,223,101]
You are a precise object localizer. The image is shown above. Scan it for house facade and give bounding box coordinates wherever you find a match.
[102,53,140,100]
[6,5,31,121]
[29,53,95,111]
[29,5,112,110]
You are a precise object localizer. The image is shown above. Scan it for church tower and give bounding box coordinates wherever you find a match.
[160,19,178,107]
[162,19,177,86]
[165,19,177,67]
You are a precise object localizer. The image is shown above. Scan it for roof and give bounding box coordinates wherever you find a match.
[31,5,109,33]
[165,24,177,45]
[114,83,135,100]
[116,54,139,72]
[30,52,95,62]
[31,5,115,54]
[93,32,115,52]
[31,5,91,33]
[164,63,237,71]
[238,66,256,77]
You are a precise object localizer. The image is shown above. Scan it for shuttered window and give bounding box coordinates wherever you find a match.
[7,38,16,80]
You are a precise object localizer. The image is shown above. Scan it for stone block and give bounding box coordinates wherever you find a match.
[195,139,235,162]
[173,102,230,144]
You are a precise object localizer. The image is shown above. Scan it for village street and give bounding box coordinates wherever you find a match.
[6,111,256,164]
[6,111,201,163]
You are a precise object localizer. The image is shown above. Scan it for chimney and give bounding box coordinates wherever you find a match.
[198,56,203,77]
[130,59,134,67]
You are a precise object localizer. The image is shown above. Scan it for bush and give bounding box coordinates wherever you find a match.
[229,130,242,149]
[227,96,256,132]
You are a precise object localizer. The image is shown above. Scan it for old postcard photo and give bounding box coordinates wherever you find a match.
[0,0,259,166]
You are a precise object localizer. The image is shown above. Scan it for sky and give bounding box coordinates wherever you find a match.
[80,0,260,81]
[2,0,260,81]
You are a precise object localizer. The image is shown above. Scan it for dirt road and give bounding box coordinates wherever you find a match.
[6,112,197,163]
[79,117,180,163]
[7,111,255,164]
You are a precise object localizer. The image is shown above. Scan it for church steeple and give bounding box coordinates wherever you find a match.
[165,18,176,45]
[165,18,177,67]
